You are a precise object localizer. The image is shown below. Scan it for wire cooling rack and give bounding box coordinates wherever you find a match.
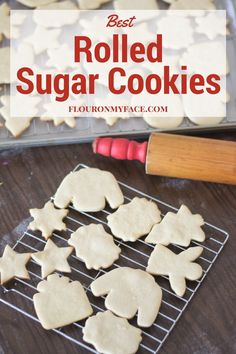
[0,164,229,353]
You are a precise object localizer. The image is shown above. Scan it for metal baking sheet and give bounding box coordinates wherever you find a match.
[0,0,235,149]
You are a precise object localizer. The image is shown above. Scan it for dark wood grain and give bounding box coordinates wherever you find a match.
[0,134,236,354]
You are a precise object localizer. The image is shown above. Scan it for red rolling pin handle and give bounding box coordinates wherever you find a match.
[93,137,147,163]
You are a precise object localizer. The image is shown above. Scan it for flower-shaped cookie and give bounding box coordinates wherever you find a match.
[68,224,121,270]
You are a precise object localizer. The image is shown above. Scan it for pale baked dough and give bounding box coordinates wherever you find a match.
[180,41,229,76]
[0,3,10,40]
[114,0,158,10]
[68,224,121,270]
[83,311,142,354]
[28,200,68,239]
[107,197,161,242]
[196,12,229,40]
[147,245,203,296]
[145,205,205,247]
[91,267,162,327]
[78,0,111,9]
[169,0,216,11]
[0,245,31,285]
[157,16,194,49]
[54,168,124,212]
[33,274,93,330]
[143,117,183,129]
[16,0,57,8]
[0,95,38,137]
[34,1,78,27]
[25,26,61,55]
[31,239,73,278]
[0,47,10,84]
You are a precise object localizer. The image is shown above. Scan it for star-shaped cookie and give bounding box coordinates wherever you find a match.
[32,239,73,278]
[0,3,10,40]
[0,245,31,285]
[25,26,61,55]
[145,205,205,247]
[28,200,68,239]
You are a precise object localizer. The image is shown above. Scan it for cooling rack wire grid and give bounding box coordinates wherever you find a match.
[0,164,229,353]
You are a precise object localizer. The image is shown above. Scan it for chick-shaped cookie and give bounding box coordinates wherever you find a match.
[54,168,124,212]
[83,311,142,354]
[33,274,93,330]
[28,201,68,239]
[68,224,121,270]
[145,205,205,247]
[91,267,162,327]
[147,245,203,297]
[107,197,161,242]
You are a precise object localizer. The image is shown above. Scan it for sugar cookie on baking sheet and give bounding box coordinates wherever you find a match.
[183,90,229,126]
[54,168,124,212]
[78,0,111,9]
[31,239,73,278]
[146,205,205,247]
[0,245,31,285]
[16,0,57,8]
[157,16,194,49]
[33,274,93,330]
[107,197,161,242]
[114,0,158,10]
[83,311,142,354]
[143,117,183,129]
[28,200,68,239]
[0,95,37,137]
[196,12,229,40]
[25,26,61,55]
[169,0,216,11]
[34,1,78,27]
[147,245,203,297]
[0,47,10,84]
[91,267,162,327]
[180,41,229,76]
[68,224,121,270]
[0,3,10,40]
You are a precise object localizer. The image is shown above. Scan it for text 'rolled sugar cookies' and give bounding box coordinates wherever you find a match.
[91,267,162,327]
[33,274,93,330]
[68,224,121,270]
[147,245,203,297]
[54,168,124,212]
[107,197,161,242]
[83,310,142,354]
[145,204,205,247]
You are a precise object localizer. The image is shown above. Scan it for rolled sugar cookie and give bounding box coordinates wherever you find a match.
[54,168,124,212]
[107,197,161,242]
[91,267,162,327]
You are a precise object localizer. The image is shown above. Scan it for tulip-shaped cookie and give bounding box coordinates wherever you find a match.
[33,274,93,330]
[145,205,205,247]
[147,245,203,297]
[83,311,142,354]
[107,197,161,242]
[91,267,162,327]
[54,168,124,212]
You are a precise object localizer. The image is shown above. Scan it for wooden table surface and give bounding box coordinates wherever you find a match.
[0,133,236,354]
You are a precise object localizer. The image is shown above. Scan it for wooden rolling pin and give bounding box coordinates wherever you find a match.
[93,133,236,185]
